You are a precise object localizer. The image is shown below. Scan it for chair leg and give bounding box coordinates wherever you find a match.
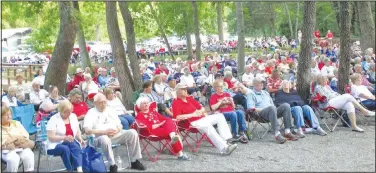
[37,147,41,172]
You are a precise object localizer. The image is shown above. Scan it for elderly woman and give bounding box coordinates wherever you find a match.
[350,73,375,110]
[68,89,89,121]
[98,68,110,88]
[210,80,248,143]
[32,69,45,88]
[46,100,85,172]
[275,81,327,137]
[38,86,66,122]
[135,97,191,160]
[1,105,35,172]
[106,68,120,91]
[2,86,22,107]
[320,58,335,78]
[315,75,375,132]
[81,73,99,100]
[140,81,173,117]
[103,88,135,130]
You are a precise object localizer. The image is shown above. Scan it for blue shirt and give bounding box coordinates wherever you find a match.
[98,75,110,87]
[246,89,274,109]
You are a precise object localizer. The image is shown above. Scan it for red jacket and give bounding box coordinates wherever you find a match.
[326,32,333,39]
[314,30,321,38]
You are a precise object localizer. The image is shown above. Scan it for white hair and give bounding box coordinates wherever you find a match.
[32,80,41,86]
[84,73,92,79]
[93,93,106,102]
[224,70,233,77]
[224,66,232,72]
[136,97,150,109]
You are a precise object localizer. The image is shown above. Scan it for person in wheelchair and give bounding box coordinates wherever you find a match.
[274,80,327,137]
[316,75,375,133]
[140,81,173,118]
[135,97,191,160]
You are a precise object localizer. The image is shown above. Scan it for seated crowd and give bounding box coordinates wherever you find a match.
[1,46,375,172]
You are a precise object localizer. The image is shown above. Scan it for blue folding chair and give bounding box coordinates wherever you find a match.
[10,104,37,135]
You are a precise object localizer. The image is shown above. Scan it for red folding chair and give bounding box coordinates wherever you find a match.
[133,102,176,162]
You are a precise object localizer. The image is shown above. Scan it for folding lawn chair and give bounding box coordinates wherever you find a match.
[133,102,176,162]
[10,104,37,135]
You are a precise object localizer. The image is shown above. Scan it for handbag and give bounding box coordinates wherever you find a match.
[82,146,107,173]
[4,129,35,149]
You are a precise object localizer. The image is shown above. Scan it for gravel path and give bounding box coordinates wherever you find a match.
[31,119,375,172]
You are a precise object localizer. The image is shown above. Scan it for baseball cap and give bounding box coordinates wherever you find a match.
[167,76,176,82]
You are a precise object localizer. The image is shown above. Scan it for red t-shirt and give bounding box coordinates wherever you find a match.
[65,123,74,136]
[318,62,325,70]
[209,92,234,113]
[155,68,169,75]
[265,66,274,75]
[314,31,321,38]
[326,32,333,39]
[172,96,203,123]
[224,78,234,89]
[72,101,89,118]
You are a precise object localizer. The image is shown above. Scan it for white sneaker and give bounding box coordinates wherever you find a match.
[365,111,375,117]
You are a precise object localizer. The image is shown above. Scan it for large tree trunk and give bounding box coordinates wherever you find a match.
[284,2,294,39]
[44,2,77,94]
[192,1,201,61]
[338,1,352,94]
[297,1,316,102]
[357,1,375,51]
[105,1,135,109]
[216,2,224,42]
[119,1,142,90]
[73,1,92,73]
[235,2,245,75]
[183,10,194,60]
[295,2,300,40]
[148,2,175,60]
[270,4,276,36]
[332,1,341,29]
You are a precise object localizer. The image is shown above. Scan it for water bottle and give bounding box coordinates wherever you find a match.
[116,156,123,169]
[88,134,95,146]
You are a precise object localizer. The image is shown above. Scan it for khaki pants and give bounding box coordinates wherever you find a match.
[94,129,142,165]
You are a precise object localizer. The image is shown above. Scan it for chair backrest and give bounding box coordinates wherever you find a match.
[36,119,48,142]
[134,102,157,118]
[10,104,37,134]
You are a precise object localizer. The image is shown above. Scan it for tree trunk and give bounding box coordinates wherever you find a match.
[95,24,100,42]
[235,2,245,75]
[192,1,201,61]
[44,2,77,94]
[183,10,193,60]
[295,2,300,40]
[216,2,224,42]
[73,1,92,73]
[284,2,294,39]
[148,2,175,60]
[297,1,316,102]
[270,4,276,36]
[350,2,357,36]
[332,1,341,29]
[119,1,142,90]
[338,1,352,94]
[105,1,135,109]
[357,1,375,51]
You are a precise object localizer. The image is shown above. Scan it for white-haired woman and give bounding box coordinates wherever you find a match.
[135,97,191,160]
[2,86,23,107]
[46,100,85,172]
[81,73,99,100]
[315,75,375,132]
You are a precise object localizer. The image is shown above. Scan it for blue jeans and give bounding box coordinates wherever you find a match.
[47,141,82,171]
[291,105,320,129]
[119,114,135,130]
[222,110,247,136]
[361,99,376,111]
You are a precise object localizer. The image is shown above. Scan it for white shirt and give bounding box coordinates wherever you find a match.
[46,113,80,150]
[163,87,176,101]
[83,107,121,133]
[311,67,321,76]
[1,95,18,107]
[180,75,196,87]
[351,85,373,102]
[321,65,335,77]
[32,75,45,86]
[107,97,127,116]
[255,72,268,81]
[29,89,49,105]
[242,72,255,85]
[204,74,216,85]
[81,81,99,97]
[154,83,167,95]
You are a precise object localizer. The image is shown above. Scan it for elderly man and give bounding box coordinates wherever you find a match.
[242,65,255,88]
[172,83,238,155]
[29,81,49,111]
[245,77,298,144]
[210,80,248,143]
[83,93,145,172]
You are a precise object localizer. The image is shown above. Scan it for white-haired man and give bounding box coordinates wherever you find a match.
[83,93,145,172]
[29,81,49,111]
